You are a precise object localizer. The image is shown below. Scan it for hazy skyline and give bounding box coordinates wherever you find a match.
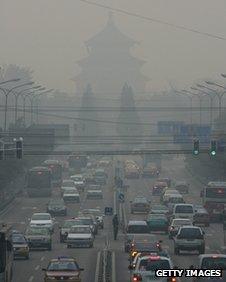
[1,0,226,95]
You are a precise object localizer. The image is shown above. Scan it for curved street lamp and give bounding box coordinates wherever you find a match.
[0,81,34,131]
[0,78,20,86]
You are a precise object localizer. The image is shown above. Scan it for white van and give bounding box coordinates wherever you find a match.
[173,204,194,221]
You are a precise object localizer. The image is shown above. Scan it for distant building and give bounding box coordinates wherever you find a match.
[74,12,149,96]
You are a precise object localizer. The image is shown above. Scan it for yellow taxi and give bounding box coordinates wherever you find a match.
[42,256,84,282]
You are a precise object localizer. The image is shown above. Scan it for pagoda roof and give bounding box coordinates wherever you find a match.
[85,13,137,47]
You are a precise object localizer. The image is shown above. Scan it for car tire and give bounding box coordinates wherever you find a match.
[174,247,179,255]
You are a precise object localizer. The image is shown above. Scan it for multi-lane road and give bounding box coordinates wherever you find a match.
[0,155,225,282]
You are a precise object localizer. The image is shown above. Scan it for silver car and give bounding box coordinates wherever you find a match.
[25,227,52,250]
[66,225,94,248]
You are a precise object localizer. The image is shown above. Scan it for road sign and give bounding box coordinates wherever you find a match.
[118,192,125,203]
[104,207,113,216]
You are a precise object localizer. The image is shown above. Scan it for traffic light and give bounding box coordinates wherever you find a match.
[193,139,199,155]
[210,140,217,156]
[15,137,23,159]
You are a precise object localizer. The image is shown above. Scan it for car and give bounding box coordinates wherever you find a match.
[129,241,169,264]
[124,221,150,252]
[152,181,168,195]
[61,179,76,195]
[126,233,159,253]
[149,204,170,216]
[47,198,67,216]
[130,196,151,214]
[130,254,175,282]
[157,177,171,187]
[166,194,185,213]
[70,174,85,192]
[86,184,101,190]
[142,164,159,178]
[174,180,189,194]
[29,213,54,233]
[66,225,94,248]
[12,233,29,259]
[124,166,140,179]
[86,189,103,199]
[94,168,108,185]
[146,214,169,233]
[193,205,210,227]
[161,189,181,204]
[42,256,84,282]
[59,219,84,243]
[174,226,205,255]
[77,216,98,235]
[63,188,80,203]
[168,218,193,239]
[25,227,52,250]
[172,204,195,221]
[191,254,226,281]
[82,208,104,229]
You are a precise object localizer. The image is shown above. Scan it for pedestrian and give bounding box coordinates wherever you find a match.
[112,214,119,240]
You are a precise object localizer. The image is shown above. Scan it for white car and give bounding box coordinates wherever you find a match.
[86,189,103,200]
[168,218,193,239]
[131,254,174,282]
[66,225,94,248]
[70,174,85,191]
[29,213,54,233]
[61,179,76,195]
[63,188,80,203]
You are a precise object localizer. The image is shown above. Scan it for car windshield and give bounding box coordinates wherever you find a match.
[127,225,149,234]
[32,214,51,220]
[73,177,82,181]
[175,205,193,213]
[47,261,78,271]
[70,226,90,233]
[79,218,93,225]
[62,181,74,187]
[12,234,27,244]
[178,228,203,239]
[49,200,63,206]
[201,258,226,270]
[152,205,168,211]
[83,209,101,216]
[26,228,49,235]
[173,219,191,226]
[63,220,81,228]
[139,259,170,271]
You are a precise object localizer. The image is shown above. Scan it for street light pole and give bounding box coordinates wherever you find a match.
[0,82,34,131]
[175,90,193,124]
[0,78,20,86]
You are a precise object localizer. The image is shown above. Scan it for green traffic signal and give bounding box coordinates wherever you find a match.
[210,140,217,156]
[193,140,199,155]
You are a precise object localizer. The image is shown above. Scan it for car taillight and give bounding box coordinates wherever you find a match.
[133,274,142,281]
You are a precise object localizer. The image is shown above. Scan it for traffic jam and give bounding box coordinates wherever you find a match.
[1,154,226,282]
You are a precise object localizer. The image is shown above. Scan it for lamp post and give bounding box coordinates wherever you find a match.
[21,87,45,126]
[205,81,226,121]
[0,81,34,131]
[175,90,194,124]
[191,86,215,128]
[32,89,53,124]
[14,85,42,124]
[0,78,20,86]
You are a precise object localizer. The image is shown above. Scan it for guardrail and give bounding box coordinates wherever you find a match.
[95,248,116,282]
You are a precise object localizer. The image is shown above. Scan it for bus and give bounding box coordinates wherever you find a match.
[26,166,52,197]
[0,224,13,282]
[43,160,62,186]
[68,155,88,174]
[201,181,226,221]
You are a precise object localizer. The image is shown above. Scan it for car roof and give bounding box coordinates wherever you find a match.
[179,225,201,230]
[139,255,171,261]
[32,212,50,216]
[199,254,226,259]
[70,225,90,228]
[175,181,188,185]
[128,220,148,226]
[174,203,193,207]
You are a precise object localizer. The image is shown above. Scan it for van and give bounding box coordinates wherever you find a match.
[173,204,194,221]
[166,194,185,212]
[193,205,210,227]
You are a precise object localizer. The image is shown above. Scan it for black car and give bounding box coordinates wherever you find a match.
[47,198,67,216]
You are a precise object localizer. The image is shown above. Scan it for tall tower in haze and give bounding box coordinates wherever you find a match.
[74,12,148,96]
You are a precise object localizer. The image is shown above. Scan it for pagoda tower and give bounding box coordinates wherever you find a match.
[74,12,148,96]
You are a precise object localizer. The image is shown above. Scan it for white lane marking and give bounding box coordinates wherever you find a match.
[35,265,40,271]
[40,256,45,261]
[28,276,34,282]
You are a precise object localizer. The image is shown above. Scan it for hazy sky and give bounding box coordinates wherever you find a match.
[1,0,226,94]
